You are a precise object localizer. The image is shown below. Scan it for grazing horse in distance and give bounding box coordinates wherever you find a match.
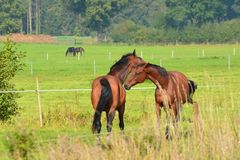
[124,62,199,139]
[65,47,85,56]
[74,47,85,56]
[91,50,144,141]
[65,47,76,56]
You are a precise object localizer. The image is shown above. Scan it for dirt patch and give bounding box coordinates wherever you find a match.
[0,33,54,43]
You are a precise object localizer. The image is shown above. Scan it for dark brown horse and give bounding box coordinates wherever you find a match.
[65,47,75,56]
[91,50,143,138]
[74,47,85,56]
[65,47,85,56]
[124,62,198,138]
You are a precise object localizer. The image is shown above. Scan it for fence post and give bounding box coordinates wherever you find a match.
[233,48,236,56]
[228,54,231,70]
[93,60,96,78]
[160,59,162,67]
[171,50,174,58]
[30,62,33,75]
[36,77,43,127]
[109,52,111,61]
[46,53,48,61]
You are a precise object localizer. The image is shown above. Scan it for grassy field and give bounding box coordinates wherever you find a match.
[0,42,240,159]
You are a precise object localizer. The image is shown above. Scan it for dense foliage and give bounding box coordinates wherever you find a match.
[0,0,240,43]
[5,125,36,159]
[0,0,26,34]
[0,39,25,121]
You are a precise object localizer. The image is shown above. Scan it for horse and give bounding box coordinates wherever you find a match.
[65,47,76,56]
[124,62,199,139]
[91,50,144,141]
[74,47,85,56]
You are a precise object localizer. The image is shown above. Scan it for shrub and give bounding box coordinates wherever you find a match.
[110,20,139,43]
[5,125,36,160]
[0,38,25,121]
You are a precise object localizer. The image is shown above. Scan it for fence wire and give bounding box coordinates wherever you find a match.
[0,84,224,94]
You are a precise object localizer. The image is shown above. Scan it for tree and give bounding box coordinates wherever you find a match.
[0,0,26,34]
[41,0,81,35]
[0,38,25,121]
[110,20,139,43]
[112,0,166,28]
[64,0,128,40]
[35,0,40,34]
[28,0,33,34]
[165,0,228,29]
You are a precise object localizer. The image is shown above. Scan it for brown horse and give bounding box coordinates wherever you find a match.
[124,62,198,138]
[91,50,143,138]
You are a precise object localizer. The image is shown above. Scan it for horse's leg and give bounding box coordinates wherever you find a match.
[107,109,116,146]
[106,111,109,130]
[92,110,102,145]
[164,106,171,139]
[118,104,125,131]
[155,102,161,135]
[107,110,115,133]
[172,102,181,137]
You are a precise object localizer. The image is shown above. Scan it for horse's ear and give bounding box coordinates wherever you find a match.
[133,49,136,56]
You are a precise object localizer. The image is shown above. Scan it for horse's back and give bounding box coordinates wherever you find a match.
[104,75,126,108]
[91,75,125,110]
[168,71,190,103]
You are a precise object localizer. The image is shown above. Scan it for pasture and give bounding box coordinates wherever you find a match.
[0,42,240,159]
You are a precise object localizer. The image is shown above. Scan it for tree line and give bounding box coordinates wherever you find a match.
[0,0,240,43]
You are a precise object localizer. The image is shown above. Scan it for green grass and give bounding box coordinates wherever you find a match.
[0,42,240,159]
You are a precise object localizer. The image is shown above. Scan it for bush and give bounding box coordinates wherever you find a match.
[0,38,25,121]
[5,125,36,160]
[110,20,139,43]
[110,18,240,44]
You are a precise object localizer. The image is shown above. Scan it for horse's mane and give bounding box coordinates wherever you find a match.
[108,53,140,74]
[147,63,168,76]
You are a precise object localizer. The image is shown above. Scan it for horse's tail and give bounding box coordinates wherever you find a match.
[92,78,112,134]
[188,79,197,104]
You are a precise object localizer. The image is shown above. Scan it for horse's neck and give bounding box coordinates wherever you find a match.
[108,69,127,83]
[146,67,169,87]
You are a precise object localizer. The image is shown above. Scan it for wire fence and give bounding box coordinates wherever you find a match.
[0,84,225,94]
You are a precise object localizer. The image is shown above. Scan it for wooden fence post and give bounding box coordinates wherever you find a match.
[93,60,96,78]
[108,52,111,61]
[30,62,33,75]
[228,54,231,70]
[36,77,43,127]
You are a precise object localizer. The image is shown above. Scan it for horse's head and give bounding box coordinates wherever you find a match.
[126,49,145,71]
[124,62,148,90]
[108,49,145,83]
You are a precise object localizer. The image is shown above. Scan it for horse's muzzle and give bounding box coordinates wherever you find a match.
[124,84,131,90]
